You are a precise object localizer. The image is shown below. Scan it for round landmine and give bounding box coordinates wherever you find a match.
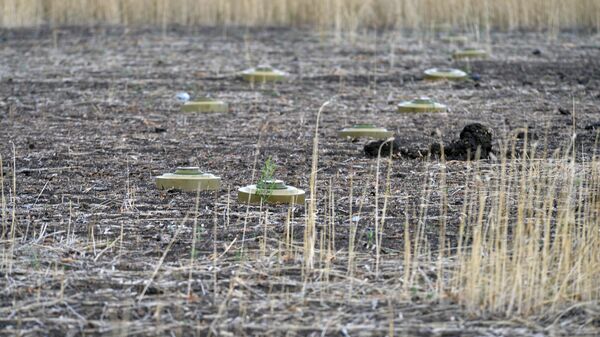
[238,179,305,205]
[440,35,468,45]
[180,97,228,113]
[156,167,221,192]
[452,48,488,60]
[338,124,394,140]
[424,68,468,81]
[241,65,287,83]
[397,97,447,113]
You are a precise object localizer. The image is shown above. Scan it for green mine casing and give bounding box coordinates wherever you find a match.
[424,68,468,81]
[238,179,305,205]
[156,167,221,192]
[397,97,447,113]
[180,98,228,113]
[241,65,287,83]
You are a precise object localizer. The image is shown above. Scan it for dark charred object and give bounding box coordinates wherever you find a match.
[364,138,401,157]
[364,123,493,161]
[429,123,493,160]
[559,107,571,115]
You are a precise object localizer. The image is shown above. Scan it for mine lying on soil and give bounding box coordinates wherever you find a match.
[424,67,468,81]
[180,97,228,113]
[238,179,305,205]
[338,124,394,140]
[397,97,447,112]
[241,65,287,83]
[156,167,221,192]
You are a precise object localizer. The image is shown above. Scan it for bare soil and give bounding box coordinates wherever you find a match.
[0,26,599,336]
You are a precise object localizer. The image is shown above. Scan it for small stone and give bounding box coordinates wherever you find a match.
[532,49,542,56]
[175,92,190,103]
[470,73,481,81]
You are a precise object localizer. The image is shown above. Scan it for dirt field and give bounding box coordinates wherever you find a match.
[1,26,599,336]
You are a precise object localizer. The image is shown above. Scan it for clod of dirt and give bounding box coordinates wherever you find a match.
[364,123,493,161]
[364,138,401,157]
[430,123,493,160]
[533,49,542,56]
[559,107,571,115]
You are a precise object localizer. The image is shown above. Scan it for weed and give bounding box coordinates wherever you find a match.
[256,157,277,201]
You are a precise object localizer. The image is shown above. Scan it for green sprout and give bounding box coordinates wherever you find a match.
[257,157,277,202]
[366,229,374,247]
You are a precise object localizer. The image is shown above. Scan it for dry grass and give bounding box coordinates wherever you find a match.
[449,141,600,316]
[1,0,600,32]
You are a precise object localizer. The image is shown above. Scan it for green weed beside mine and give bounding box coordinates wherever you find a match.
[256,156,276,201]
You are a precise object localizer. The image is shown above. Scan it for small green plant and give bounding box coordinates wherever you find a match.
[236,250,244,261]
[366,229,374,247]
[257,157,277,201]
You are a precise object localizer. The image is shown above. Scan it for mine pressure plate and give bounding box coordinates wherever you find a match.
[397,97,447,113]
[156,167,221,192]
[338,124,394,140]
[238,179,305,205]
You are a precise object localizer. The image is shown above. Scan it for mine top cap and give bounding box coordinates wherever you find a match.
[174,167,204,175]
[352,124,377,129]
[255,64,275,72]
[435,68,457,73]
[256,179,288,189]
[413,97,435,104]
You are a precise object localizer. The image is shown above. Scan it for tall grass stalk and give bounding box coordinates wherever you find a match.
[450,142,599,315]
[304,101,329,274]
